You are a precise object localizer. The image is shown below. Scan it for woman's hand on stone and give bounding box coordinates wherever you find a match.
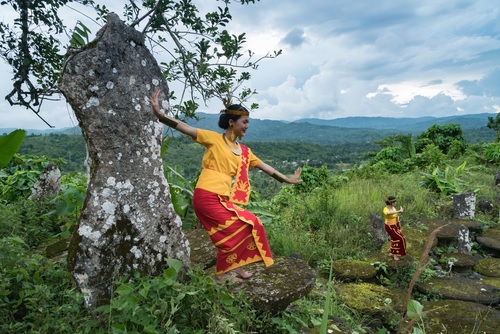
[149,89,164,119]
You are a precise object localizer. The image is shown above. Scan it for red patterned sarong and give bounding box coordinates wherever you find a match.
[193,188,274,274]
[385,222,407,256]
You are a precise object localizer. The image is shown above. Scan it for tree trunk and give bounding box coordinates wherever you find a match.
[59,13,190,307]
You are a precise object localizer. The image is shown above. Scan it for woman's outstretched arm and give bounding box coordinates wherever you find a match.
[149,89,197,138]
[256,161,302,184]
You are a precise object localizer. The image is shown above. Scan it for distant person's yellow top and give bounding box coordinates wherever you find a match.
[383,207,399,225]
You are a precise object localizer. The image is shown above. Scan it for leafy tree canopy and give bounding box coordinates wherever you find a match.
[487,113,500,142]
[0,0,280,127]
[416,123,466,154]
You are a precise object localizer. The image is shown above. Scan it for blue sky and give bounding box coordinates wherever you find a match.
[1,0,499,129]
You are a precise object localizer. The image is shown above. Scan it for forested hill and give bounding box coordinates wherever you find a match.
[295,112,494,131]
[178,112,496,144]
[1,112,496,145]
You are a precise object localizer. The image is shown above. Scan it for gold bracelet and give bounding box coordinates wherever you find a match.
[271,170,288,183]
[160,114,178,128]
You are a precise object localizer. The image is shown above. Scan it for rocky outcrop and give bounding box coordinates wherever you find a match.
[416,276,500,305]
[451,191,476,219]
[332,216,500,333]
[186,228,316,312]
[235,257,317,312]
[59,13,189,307]
[28,162,61,200]
[368,213,387,248]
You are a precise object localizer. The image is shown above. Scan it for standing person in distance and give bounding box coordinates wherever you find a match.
[383,196,407,261]
[149,89,302,283]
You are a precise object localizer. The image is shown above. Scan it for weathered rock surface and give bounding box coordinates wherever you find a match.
[451,191,476,219]
[368,213,387,248]
[423,299,500,334]
[477,226,500,252]
[477,198,495,214]
[475,257,500,277]
[416,276,500,305]
[332,259,377,281]
[482,277,500,290]
[185,227,316,312]
[235,257,317,312]
[184,228,216,270]
[440,252,479,270]
[419,218,483,242]
[28,162,61,200]
[335,283,406,317]
[59,13,189,307]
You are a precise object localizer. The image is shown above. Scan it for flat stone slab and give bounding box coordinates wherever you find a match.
[365,251,414,270]
[185,229,316,312]
[477,226,500,251]
[234,257,317,312]
[416,276,500,305]
[335,282,406,317]
[475,257,500,277]
[423,299,500,334]
[482,277,500,290]
[419,218,483,241]
[332,259,377,281]
[440,252,479,268]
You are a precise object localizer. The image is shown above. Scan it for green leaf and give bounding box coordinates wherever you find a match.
[0,130,26,169]
[406,299,424,320]
[166,258,183,274]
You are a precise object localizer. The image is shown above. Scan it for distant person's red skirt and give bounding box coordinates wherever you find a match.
[192,188,274,274]
[385,222,407,256]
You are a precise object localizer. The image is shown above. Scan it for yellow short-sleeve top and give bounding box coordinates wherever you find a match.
[383,207,399,225]
[194,129,262,196]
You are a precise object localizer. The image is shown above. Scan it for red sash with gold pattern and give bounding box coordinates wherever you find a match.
[229,144,251,205]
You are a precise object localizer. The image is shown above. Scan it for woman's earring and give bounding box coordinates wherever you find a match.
[230,129,236,141]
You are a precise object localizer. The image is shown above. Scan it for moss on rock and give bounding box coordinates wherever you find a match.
[423,299,500,334]
[416,276,500,305]
[332,259,377,281]
[474,257,500,277]
[335,282,406,317]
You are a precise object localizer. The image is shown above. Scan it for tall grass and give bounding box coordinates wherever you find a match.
[268,172,440,266]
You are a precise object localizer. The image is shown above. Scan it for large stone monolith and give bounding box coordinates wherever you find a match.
[59,13,190,307]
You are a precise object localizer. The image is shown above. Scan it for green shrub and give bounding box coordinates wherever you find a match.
[0,199,61,249]
[0,238,83,334]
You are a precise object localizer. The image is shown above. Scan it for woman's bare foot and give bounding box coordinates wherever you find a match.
[233,267,253,279]
[215,272,243,284]
[393,255,400,261]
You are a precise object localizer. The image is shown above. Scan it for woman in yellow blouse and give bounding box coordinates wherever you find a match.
[383,196,406,261]
[149,89,302,283]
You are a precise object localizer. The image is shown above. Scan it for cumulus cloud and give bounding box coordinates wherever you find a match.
[1,0,499,129]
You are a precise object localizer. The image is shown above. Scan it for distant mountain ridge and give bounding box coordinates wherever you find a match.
[1,112,496,145]
[294,113,494,131]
